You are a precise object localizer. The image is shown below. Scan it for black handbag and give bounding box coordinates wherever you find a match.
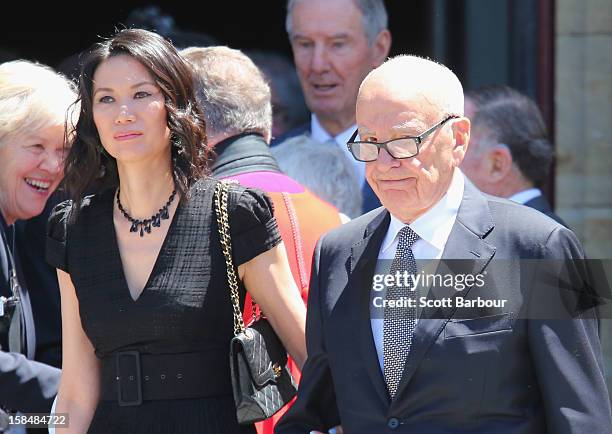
[213,180,297,425]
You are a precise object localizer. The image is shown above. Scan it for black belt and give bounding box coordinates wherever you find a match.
[100,350,232,406]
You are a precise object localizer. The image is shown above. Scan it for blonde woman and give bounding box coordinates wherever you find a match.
[0,60,76,415]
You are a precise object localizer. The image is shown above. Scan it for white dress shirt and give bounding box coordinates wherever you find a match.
[310,114,366,186]
[370,169,465,370]
[508,188,542,205]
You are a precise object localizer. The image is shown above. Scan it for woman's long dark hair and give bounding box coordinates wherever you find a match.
[63,28,209,221]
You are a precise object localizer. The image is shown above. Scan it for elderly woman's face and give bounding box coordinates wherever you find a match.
[0,124,65,224]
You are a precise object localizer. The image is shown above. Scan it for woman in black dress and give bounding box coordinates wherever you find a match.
[47,29,307,433]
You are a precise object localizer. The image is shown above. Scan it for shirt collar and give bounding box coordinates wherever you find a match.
[310,114,356,147]
[381,168,465,253]
[211,132,281,177]
[508,188,542,205]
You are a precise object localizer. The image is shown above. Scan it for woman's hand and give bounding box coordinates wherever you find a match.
[239,242,307,368]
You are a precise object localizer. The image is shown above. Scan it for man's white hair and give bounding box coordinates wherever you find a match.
[360,55,464,117]
[272,135,362,218]
[181,46,272,139]
[286,0,388,45]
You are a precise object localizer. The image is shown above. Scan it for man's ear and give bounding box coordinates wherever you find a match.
[371,29,392,67]
[487,144,513,182]
[451,117,471,164]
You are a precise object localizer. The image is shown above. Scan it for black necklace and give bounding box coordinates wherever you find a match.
[116,187,177,237]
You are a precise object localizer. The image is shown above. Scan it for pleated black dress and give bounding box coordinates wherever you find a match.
[46,177,282,434]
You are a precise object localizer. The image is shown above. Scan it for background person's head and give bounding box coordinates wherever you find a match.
[356,55,469,223]
[0,60,77,225]
[63,28,207,214]
[286,0,391,135]
[461,85,553,198]
[124,5,218,50]
[181,46,273,145]
[272,134,363,218]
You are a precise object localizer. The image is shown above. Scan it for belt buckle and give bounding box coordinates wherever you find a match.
[115,350,142,406]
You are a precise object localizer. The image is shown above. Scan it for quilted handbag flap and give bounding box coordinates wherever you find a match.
[230,318,288,388]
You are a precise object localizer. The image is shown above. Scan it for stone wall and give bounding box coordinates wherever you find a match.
[556,0,612,402]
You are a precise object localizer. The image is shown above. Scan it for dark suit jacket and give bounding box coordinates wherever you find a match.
[15,199,64,369]
[0,215,60,413]
[524,193,568,228]
[276,180,611,434]
[271,123,381,214]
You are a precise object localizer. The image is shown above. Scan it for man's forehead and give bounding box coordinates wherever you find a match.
[292,30,353,41]
[291,0,364,34]
[357,109,430,132]
[359,84,432,111]
[360,77,445,115]
[393,117,430,131]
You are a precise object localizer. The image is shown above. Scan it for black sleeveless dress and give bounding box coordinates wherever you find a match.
[46,177,282,434]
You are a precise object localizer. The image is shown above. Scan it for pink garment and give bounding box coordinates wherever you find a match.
[222,171,305,194]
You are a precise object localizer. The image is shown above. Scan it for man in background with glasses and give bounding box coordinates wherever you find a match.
[277,55,610,433]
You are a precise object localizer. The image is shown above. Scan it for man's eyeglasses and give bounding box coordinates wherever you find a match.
[346,115,459,162]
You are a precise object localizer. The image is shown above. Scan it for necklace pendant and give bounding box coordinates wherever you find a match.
[117,188,177,237]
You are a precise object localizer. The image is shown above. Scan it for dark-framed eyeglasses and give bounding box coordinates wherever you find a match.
[346,115,460,162]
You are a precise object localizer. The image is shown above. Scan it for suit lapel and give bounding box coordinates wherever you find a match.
[349,209,391,405]
[393,180,497,402]
[12,237,37,359]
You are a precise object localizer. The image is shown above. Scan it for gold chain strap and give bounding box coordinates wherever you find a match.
[214,180,246,336]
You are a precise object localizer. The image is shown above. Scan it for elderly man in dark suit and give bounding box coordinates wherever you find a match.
[276,55,611,433]
[461,85,567,226]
